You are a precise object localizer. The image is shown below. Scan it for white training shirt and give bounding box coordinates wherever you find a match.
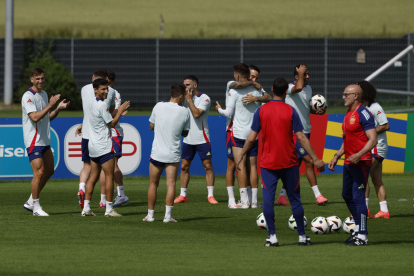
[88,97,114,158]
[366,101,388,158]
[183,92,211,145]
[111,89,124,137]
[225,81,235,132]
[21,88,51,149]
[285,83,312,134]
[149,102,190,163]
[226,86,262,140]
[81,83,115,140]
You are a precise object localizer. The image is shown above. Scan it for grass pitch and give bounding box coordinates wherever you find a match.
[0,0,413,38]
[1,174,413,275]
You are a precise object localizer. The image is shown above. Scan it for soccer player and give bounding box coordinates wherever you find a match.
[215,63,263,209]
[358,80,390,219]
[277,64,329,206]
[81,78,130,217]
[76,68,116,209]
[143,84,190,223]
[98,70,129,207]
[328,84,377,246]
[22,68,70,216]
[235,78,325,246]
[174,76,218,204]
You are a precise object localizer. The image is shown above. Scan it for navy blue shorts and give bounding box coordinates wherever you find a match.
[230,136,258,157]
[372,153,384,163]
[226,132,233,159]
[112,136,123,158]
[149,157,174,167]
[181,142,212,161]
[295,133,310,159]
[26,145,51,162]
[81,138,90,163]
[90,152,114,165]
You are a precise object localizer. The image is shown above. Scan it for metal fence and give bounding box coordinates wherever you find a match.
[1,34,413,109]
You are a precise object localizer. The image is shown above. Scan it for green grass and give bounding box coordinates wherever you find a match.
[0,0,413,38]
[1,174,413,275]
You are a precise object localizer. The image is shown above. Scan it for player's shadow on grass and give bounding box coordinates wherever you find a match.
[123,202,148,207]
[52,211,86,215]
[119,212,148,216]
[387,214,413,218]
[179,216,231,222]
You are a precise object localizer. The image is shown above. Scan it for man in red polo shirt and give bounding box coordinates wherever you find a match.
[236,78,325,247]
[329,84,377,246]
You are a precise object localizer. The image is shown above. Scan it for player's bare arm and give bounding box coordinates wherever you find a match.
[295,131,325,172]
[229,81,262,91]
[328,143,345,171]
[149,122,154,130]
[185,87,204,119]
[290,65,307,94]
[108,101,130,128]
[28,94,60,122]
[347,128,377,164]
[235,130,258,170]
[241,92,272,105]
[376,123,390,133]
[50,99,70,121]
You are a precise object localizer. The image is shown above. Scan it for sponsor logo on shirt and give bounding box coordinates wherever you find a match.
[206,99,209,102]
[106,108,109,112]
[206,152,211,156]
[358,184,365,189]
[299,148,305,154]
[27,99,32,103]
[350,115,356,125]
[377,110,382,115]
[229,93,231,96]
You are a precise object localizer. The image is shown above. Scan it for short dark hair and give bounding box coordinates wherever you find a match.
[170,83,186,98]
[93,78,109,89]
[272,78,289,96]
[183,75,198,84]
[249,65,260,74]
[294,64,308,77]
[357,80,377,103]
[107,70,116,81]
[31,68,44,77]
[233,63,250,77]
[93,68,108,80]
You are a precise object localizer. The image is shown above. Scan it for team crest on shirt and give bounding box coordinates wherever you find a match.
[350,115,356,125]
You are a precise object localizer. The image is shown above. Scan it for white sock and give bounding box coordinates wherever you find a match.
[79,182,86,191]
[83,200,91,212]
[247,186,252,203]
[379,201,388,212]
[357,233,367,241]
[28,194,34,205]
[252,188,258,203]
[33,199,41,211]
[117,186,125,197]
[311,185,321,198]
[148,209,154,217]
[299,235,307,242]
[240,188,248,203]
[207,186,214,197]
[100,194,106,203]
[227,186,235,202]
[165,205,173,219]
[365,198,369,209]
[269,234,278,243]
[106,201,113,213]
[180,188,187,197]
[279,188,287,197]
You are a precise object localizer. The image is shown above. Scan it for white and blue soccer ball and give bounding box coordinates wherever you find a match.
[343,216,356,234]
[256,213,267,230]
[326,216,343,233]
[310,94,327,111]
[288,215,308,231]
[310,216,329,234]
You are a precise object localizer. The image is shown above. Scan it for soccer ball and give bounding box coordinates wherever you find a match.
[326,216,342,233]
[256,213,267,230]
[310,94,326,111]
[343,216,357,234]
[288,215,308,231]
[310,216,329,234]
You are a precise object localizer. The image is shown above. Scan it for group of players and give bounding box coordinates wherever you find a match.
[21,63,390,246]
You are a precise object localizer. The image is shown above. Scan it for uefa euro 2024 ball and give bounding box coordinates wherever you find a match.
[288,215,308,230]
[310,94,327,112]
[343,216,357,234]
[256,213,267,230]
[310,216,329,234]
[326,216,343,233]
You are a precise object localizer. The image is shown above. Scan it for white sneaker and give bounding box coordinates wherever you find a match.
[251,202,262,209]
[143,215,155,222]
[113,195,129,207]
[163,217,177,223]
[105,210,122,217]
[33,208,49,216]
[23,201,34,212]
[228,200,240,209]
[81,210,96,216]
[237,200,250,209]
